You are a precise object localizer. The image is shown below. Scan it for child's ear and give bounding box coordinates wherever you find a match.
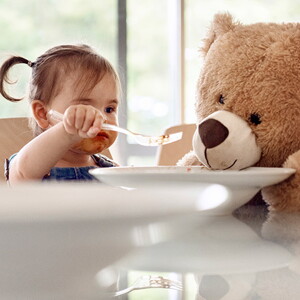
[31,100,49,129]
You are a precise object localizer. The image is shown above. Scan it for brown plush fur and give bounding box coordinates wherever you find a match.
[182,13,300,211]
[262,150,300,211]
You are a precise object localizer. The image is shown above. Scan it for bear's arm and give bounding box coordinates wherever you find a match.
[176,150,205,167]
[262,149,300,211]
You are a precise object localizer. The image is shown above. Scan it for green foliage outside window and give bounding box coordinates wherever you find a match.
[0,0,116,117]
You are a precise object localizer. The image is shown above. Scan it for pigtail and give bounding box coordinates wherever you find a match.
[0,56,33,102]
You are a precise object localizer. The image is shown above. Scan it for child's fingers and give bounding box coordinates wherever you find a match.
[86,127,100,138]
[81,109,97,132]
[86,116,102,138]
[63,105,105,138]
[64,107,77,134]
[93,115,103,131]
[74,106,86,130]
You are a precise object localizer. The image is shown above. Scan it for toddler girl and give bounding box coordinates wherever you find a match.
[0,44,120,183]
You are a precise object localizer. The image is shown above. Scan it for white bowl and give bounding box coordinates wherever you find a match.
[90,166,296,215]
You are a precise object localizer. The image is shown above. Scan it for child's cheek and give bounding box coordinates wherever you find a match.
[71,131,118,154]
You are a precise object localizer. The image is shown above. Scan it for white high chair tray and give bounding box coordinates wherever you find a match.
[0,182,210,299]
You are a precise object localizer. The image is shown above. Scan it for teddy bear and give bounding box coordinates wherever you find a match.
[178,13,300,211]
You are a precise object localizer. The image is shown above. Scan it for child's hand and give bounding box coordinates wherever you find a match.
[63,105,103,139]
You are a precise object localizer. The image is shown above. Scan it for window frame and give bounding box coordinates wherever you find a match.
[116,0,185,165]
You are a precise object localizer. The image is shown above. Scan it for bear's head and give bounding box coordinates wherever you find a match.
[193,13,300,171]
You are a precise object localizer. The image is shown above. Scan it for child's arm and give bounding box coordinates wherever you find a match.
[8,105,103,183]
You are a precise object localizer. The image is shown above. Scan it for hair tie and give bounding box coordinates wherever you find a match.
[27,60,35,68]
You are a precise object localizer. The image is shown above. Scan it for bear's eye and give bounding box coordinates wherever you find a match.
[219,95,225,104]
[249,113,262,125]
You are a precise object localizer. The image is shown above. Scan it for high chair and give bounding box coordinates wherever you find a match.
[0,117,112,181]
[156,123,196,166]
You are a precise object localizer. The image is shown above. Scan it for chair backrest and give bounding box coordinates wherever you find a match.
[156,123,196,166]
[0,118,33,181]
[0,117,112,181]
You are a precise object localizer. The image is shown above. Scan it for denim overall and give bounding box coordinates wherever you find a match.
[5,154,116,182]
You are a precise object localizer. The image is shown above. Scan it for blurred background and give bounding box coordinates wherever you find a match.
[0,0,299,166]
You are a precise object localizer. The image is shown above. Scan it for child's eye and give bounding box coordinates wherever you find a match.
[105,106,116,113]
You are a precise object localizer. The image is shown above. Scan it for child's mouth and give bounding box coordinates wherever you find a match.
[96,132,109,138]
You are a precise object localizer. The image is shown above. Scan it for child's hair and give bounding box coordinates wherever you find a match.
[0,44,120,135]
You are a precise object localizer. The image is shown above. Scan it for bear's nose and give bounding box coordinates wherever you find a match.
[198,118,229,148]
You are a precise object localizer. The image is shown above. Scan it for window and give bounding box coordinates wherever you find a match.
[0,0,117,117]
[1,0,299,167]
[119,0,184,165]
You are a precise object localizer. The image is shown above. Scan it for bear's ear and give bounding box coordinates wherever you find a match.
[201,13,239,55]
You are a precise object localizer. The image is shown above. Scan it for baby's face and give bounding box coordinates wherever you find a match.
[49,72,119,154]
